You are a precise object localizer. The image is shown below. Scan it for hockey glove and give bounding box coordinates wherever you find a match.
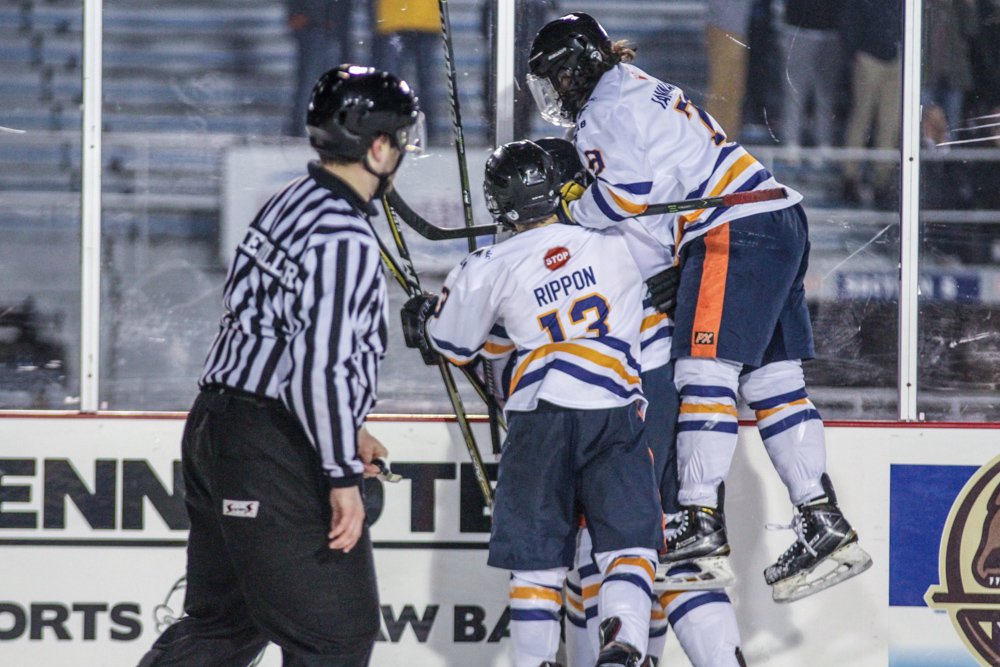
[646,266,681,317]
[400,294,440,366]
[556,181,584,226]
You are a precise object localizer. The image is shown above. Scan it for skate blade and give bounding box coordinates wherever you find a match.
[770,542,873,603]
[654,556,736,592]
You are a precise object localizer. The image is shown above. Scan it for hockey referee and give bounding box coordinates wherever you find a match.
[137,65,424,667]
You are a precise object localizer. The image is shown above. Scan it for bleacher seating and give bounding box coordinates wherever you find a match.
[0,0,711,238]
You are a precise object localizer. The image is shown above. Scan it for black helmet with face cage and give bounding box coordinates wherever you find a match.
[527,13,613,126]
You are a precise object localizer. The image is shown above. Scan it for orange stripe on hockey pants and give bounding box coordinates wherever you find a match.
[691,223,730,358]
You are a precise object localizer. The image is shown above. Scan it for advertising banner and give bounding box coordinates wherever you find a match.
[0,416,997,666]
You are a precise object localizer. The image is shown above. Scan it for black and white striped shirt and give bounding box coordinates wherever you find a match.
[201,162,388,486]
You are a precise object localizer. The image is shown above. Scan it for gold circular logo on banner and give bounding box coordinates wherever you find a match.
[925,453,1000,667]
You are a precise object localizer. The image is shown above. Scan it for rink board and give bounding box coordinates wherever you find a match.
[0,415,997,667]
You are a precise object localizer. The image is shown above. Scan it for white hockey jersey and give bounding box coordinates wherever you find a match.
[568,63,803,253]
[426,222,647,415]
[619,220,674,373]
[475,220,674,379]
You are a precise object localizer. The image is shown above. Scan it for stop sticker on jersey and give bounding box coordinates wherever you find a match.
[544,247,570,271]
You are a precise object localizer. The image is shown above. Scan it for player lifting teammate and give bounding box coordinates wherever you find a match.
[403,140,662,667]
[526,12,872,603]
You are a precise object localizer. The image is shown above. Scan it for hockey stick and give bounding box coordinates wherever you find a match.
[379,197,502,421]
[437,0,476,251]
[379,196,495,508]
[381,193,506,423]
[641,187,788,217]
[386,189,502,240]
[437,0,504,455]
[386,187,790,241]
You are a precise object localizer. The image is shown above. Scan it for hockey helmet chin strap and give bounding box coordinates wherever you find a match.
[363,148,403,200]
[363,118,425,199]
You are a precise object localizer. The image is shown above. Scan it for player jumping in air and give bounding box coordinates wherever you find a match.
[526,12,872,603]
[403,140,662,667]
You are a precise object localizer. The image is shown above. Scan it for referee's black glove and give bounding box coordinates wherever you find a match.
[401,294,440,366]
[646,266,681,317]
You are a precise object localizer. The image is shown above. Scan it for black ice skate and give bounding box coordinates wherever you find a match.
[764,473,873,603]
[596,617,642,667]
[655,483,736,591]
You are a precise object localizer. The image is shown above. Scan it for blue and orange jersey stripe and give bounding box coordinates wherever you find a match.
[674,149,774,252]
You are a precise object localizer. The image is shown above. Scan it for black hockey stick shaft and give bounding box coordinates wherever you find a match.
[379,197,495,508]
[385,190,502,240]
[640,187,788,217]
[377,201,500,415]
[438,0,477,252]
[380,197,502,421]
[386,188,789,241]
[437,0,504,455]
[383,191,506,455]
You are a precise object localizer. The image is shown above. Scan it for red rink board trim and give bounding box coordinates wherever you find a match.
[0,411,998,428]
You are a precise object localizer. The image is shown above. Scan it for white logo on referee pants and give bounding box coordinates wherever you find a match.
[222,500,260,518]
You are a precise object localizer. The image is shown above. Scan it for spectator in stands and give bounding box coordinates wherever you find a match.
[284,0,354,136]
[513,0,558,139]
[969,0,1000,111]
[967,104,1000,250]
[920,104,959,211]
[373,0,444,145]
[840,0,903,208]
[921,102,1000,265]
[704,0,753,140]
[779,0,844,150]
[924,0,979,132]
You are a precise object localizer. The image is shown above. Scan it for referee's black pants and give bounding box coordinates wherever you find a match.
[137,387,380,667]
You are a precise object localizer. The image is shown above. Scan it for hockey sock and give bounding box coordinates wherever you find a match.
[740,360,826,505]
[674,357,742,507]
[509,568,567,667]
[566,526,603,666]
[659,588,743,667]
[646,595,669,659]
[564,566,601,666]
[593,549,657,655]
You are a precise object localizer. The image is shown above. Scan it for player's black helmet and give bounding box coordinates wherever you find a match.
[534,137,592,187]
[483,140,560,230]
[306,65,424,161]
[527,13,613,126]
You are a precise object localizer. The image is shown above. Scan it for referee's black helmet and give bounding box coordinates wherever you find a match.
[483,140,560,230]
[306,65,423,161]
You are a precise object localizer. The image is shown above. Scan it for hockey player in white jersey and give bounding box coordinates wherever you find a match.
[402,140,663,667]
[538,138,745,667]
[526,13,872,603]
